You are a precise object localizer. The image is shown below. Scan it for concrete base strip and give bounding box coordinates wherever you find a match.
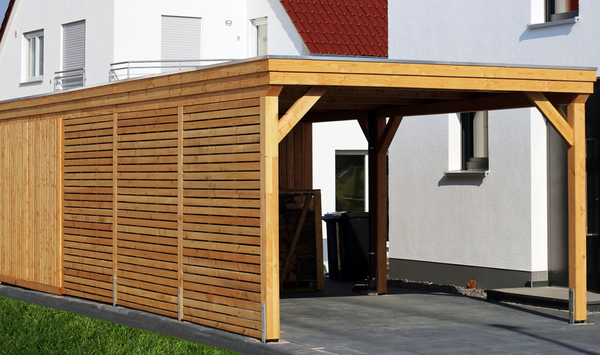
[0,284,324,355]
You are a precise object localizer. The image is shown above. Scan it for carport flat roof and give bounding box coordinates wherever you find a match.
[267,54,597,71]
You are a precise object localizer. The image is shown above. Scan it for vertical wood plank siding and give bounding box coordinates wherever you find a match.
[0,118,61,293]
[278,121,312,191]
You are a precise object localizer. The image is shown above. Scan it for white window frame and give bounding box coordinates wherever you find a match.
[250,17,268,57]
[23,30,44,82]
[446,112,489,177]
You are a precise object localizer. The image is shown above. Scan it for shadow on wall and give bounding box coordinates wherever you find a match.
[520,23,575,41]
[438,176,485,187]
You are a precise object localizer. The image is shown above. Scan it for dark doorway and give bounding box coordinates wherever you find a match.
[548,79,600,292]
[586,80,600,292]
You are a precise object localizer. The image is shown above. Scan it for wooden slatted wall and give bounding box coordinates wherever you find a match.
[55,85,270,338]
[0,61,279,339]
[279,121,312,191]
[62,113,114,303]
[181,96,263,337]
[0,118,61,293]
[116,108,180,318]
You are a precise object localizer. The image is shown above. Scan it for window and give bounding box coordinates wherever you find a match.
[461,111,489,170]
[161,15,202,72]
[59,20,86,90]
[335,152,366,211]
[24,30,44,81]
[547,0,578,22]
[251,17,268,56]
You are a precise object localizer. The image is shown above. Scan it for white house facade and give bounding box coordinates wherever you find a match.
[0,0,307,101]
[387,0,599,290]
[5,0,595,292]
[0,0,389,275]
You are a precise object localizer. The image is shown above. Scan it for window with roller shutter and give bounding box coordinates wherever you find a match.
[161,15,202,73]
[61,20,85,89]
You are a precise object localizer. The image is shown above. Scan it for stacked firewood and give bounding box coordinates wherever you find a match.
[279,193,317,289]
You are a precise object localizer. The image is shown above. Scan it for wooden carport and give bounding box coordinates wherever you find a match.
[0,56,595,342]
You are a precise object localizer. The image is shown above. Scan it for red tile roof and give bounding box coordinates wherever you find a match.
[0,0,15,46]
[280,0,387,57]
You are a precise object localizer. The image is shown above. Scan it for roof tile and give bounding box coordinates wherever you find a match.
[280,0,388,57]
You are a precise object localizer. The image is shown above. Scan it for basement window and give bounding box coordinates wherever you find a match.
[462,111,489,171]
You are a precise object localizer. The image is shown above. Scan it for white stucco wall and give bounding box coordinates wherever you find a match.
[0,0,114,101]
[246,0,308,56]
[0,0,305,102]
[113,0,248,65]
[113,0,305,65]
[387,1,600,273]
[312,120,369,216]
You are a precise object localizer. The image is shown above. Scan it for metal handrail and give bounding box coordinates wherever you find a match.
[54,68,85,91]
[109,59,237,81]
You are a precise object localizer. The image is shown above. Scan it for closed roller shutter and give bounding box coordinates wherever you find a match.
[63,20,85,71]
[62,20,85,89]
[161,15,202,71]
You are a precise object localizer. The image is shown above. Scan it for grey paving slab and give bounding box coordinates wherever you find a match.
[489,286,600,302]
[487,286,600,312]
[279,279,600,355]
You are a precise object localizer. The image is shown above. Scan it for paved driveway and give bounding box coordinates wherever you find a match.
[276,281,600,355]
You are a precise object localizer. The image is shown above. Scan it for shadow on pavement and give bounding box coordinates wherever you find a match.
[490,324,600,355]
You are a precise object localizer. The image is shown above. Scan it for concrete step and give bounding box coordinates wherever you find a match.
[487,286,600,312]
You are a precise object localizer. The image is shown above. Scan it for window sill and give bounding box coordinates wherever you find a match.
[445,170,489,178]
[20,79,44,85]
[528,16,579,30]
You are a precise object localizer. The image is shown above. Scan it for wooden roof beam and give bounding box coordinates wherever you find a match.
[303,109,368,123]
[376,93,531,118]
[278,86,328,142]
[525,92,574,146]
[377,116,403,154]
[357,118,369,140]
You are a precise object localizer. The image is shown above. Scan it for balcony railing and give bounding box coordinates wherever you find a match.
[54,68,85,92]
[109,59,236,82]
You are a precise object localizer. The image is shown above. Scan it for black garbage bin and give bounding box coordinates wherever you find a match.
[323,211,369,281]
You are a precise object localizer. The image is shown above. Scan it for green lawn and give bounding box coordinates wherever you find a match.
[0,296,239,355]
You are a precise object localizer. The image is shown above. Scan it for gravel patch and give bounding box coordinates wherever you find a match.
[388,279,487,299]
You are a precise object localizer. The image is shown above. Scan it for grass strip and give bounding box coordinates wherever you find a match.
[0,296,239,355]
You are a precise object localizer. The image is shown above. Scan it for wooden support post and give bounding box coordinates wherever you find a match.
[260,86,282,341]
[177,106,184,321]
[314,190,324,291]
[567,96,588,322]
[368,111,387,294]
[112,112,118,306]
[59,116,64,294]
